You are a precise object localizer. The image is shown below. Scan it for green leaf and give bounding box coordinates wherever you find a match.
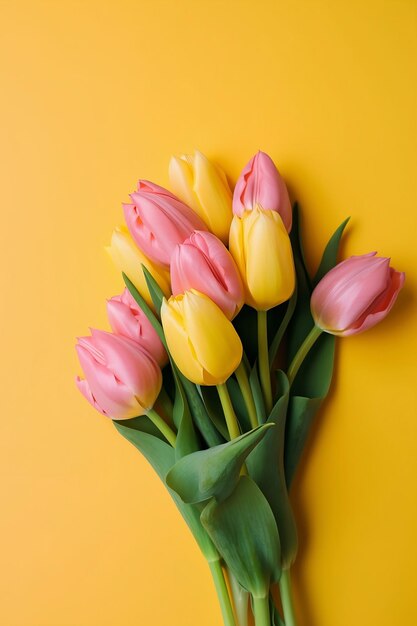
[200,385,230,440]
[166,424,274,504]
[270,597,285,626]
[180,375,225,447]
[313,217,350,285]
[123,273,166,347]
[269,287,298,370]
[173,370,200,460]
[250,364,266,424]
[247,371,298,569]
[201,476,281,598]
[142,265,165,315]
[285,396,322,488]
[113,419,217,560]
[227,378,252,433]
[284,213,349,485]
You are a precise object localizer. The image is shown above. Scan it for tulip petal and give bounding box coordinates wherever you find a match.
[183,291,243,383]
[340,269,405,335]
[161,297,206,384]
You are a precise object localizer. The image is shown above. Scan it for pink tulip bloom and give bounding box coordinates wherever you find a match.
[311,252,405,336]
[75,329,162,419]
[107,288,168,366]
[171,231,244,320]
[124,180,207,267]
[233,151,292,232]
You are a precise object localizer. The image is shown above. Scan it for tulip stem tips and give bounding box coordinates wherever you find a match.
[257,311,273,415]
[252,594,271,626]
[146,408,177,447]
[287,325,323,386]
[279,569,298,626]
[217,383,241,441]
[208,559,237,626]
[235,363,259,429]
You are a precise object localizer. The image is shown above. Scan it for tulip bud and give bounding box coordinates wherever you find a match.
[123,180,206,267]
[107,288,168,366]
[106,226,171,310]
[76,329,162,419]
[233,151,292,232]
[169,151,233,244]
[311,252,405,336]
[170,231,244,320]
[161,290,243,385]
[229,206,295,311]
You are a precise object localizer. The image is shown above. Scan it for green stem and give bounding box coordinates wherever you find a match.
[286,325,322,386]
[146,408,177,447]
[279,569,298,626]
[217,383,241,440]
[209,559,237,626]
[252,595,271,626]
[235,362,259,429]
[257,311,272,415]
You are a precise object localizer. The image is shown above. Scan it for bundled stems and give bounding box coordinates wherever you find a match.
[287,325,322,386]
[279,570,298,626]
[209,560,237,626]
[257,311,273,415]
[252,595,271,626]
[217,383,241,440]
[235,362,259,429]
[146,407,177,447]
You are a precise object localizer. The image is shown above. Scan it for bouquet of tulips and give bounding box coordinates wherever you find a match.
[76,150,404,626]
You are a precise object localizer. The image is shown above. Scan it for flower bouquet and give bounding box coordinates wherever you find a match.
[76,150,404,626]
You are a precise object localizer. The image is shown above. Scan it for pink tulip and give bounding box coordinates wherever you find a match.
[75,329,162,419]
[107,288,168,366]
[170,231,244,320]
[233,151,292,232]
[123,180,207,267]
[311,252,405,336]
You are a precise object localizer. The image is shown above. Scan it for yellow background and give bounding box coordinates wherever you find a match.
[1,1,416,625]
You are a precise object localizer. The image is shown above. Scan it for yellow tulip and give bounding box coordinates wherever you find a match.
[229,206,295,311]
[169,150,233,244]
[107,226,171,309]
[161,290,243,385]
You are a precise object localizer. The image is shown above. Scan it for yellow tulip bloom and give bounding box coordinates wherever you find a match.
[161,290,243,385]
[229,206,295,311]
[107,226,171,309]
[169,150,233,244]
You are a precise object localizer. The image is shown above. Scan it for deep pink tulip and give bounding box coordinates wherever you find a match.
[123,180,207,267]
[75,329,162,419]
[233,151,292,232]
[311,252,405,336]
[170,231,244,320]
[107,288,168,366]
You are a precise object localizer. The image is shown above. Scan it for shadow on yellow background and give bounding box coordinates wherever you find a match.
[1,1,416,625]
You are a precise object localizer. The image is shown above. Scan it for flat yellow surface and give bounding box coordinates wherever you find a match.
[1,1,416,625]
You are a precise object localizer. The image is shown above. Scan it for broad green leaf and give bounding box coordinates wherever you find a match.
[201,476,281,598]
[250,364,266,424]
[143,264,165,315]
[200,386,230,440]
[123,273,166,347]
[227,378,252,433]
[284,212,348,485]
[313,217,350,285]
[180,375,225,447]
[269,287,298,371]
[247,371,298,569]
[285,396,322,487]
[113,420,217,560]
[173,370,201,460]
[166,424,274,504]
